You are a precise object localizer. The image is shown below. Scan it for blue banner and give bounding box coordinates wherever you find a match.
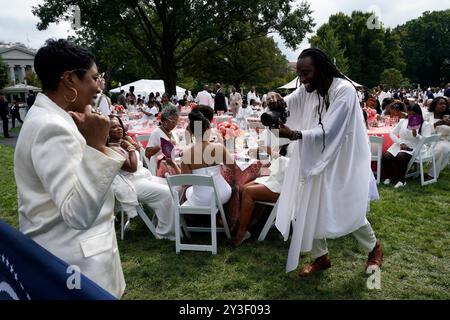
[0,219,116,300]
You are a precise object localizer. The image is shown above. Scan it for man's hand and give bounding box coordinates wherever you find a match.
[69,105,110,154]
[277,122,293,139]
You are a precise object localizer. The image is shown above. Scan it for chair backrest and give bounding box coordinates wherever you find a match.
[405,134,441,173]
[136,134,151,146]
[165,173,224,212]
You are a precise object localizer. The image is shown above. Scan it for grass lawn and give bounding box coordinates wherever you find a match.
[1,143,449,300]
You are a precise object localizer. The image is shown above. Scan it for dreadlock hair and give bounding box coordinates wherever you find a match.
[298,48,349,152]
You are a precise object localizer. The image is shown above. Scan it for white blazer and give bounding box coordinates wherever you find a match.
[14,93,126,298]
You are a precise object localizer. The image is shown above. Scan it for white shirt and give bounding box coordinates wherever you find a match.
[276,78,372,272]
[247,91,257,105]
[14,93,126,298]
[95,93,112,116]
[195,90,214,107]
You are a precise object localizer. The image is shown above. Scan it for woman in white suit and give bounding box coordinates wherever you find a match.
[14,39,126,298]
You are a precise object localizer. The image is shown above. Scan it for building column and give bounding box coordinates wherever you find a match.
[10,66,15,83]
[21,66,26,83]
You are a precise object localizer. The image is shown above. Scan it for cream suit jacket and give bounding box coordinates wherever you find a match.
[14,93,126,298]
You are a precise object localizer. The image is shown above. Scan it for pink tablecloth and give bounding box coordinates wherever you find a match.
[127,127,156,148]
[221,162,262,232]
[368,126,394,154]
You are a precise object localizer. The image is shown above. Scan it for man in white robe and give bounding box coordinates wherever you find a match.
[272,48,383,277]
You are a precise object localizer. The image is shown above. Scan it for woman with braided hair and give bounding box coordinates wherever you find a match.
[269,48,383,277]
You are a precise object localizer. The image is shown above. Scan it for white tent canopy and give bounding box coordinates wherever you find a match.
[109,79,187,99]
[278,77,364,90]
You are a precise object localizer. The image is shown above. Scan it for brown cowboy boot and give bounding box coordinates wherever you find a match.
[365,241,383,272]
[299,254,331,277]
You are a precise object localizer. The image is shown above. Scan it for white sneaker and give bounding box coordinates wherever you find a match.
[394,181,405,188]
[383,179,391,185]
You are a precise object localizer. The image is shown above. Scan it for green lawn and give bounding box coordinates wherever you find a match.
[1,143,449,299]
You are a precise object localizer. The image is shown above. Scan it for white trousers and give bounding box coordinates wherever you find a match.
[428,140,450,178]
[311,222,377,259]
[132,177,175,240]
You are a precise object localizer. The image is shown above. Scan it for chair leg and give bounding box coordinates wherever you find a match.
[175,209,181,254]
[211,209,217,255]
[136,206,158,238]
[219,208,231,239]
[257,203,278,242]
[120,210,125,241]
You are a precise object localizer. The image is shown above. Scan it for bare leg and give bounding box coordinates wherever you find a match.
[233,183,279,246]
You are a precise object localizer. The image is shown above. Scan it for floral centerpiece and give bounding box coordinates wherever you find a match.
[218,120,240,140]
[365,107,378,125]
[113,104,125,114]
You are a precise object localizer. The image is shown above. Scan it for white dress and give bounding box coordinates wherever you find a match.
[429,118,450,178]
[185,165,232,206]
[147,127,178,175]
[254,156,290,193]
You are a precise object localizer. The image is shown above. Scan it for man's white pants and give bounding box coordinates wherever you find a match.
[311,222,377,258]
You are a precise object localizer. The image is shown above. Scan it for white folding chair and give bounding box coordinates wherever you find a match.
[405,134,440,186]
[117,202,158,241]
[136,134,151,168]
[255,200,278,242]
[113,174,158,240]
[369,135,384,184]
[165,174,231,254]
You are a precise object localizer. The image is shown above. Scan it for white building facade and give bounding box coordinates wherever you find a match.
[0,43,36,85]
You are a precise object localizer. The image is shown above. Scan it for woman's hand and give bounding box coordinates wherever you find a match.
[412,129,417,137]
[69,105,110,153]
[400,143,412,151]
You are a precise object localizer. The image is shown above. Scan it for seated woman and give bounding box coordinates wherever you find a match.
[427,97,450,179]
[173,110,236,207]
[192,104,223,143]
[382,103,432,188]
[109,116,175,240]
[233,146,290,247]
[145,105,179,175]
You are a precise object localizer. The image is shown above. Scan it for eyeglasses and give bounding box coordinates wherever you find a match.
[62,69,104,83]
[166,118,178,124]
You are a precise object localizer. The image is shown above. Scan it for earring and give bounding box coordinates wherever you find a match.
[64,87,78,103]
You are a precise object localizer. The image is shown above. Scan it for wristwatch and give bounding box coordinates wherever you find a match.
[290,130,302,140]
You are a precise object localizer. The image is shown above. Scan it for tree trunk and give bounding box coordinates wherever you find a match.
[161,37,177,96]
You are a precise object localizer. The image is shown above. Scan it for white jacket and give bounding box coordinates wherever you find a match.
[14,93,126,298]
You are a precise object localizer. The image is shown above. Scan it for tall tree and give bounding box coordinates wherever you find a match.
[395,10,450,87]
[0,57,9,89]
[187,36,289,92]
[311,11,405,87]
[309,25,349,75]
[33,0,314,95]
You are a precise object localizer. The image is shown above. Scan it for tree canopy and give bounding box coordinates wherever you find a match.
[395,10,450,87]
[34,0,314,95]
[186,36,289,93]
[309,11,405,88]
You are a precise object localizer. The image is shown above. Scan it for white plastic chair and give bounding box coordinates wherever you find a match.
[136,134,151,168]
[114,173,158,240]
[405,134,440,186]
[117,201,158,241]
[165,174,231,254]
[369,135,384,184]
[255,200,278,241]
